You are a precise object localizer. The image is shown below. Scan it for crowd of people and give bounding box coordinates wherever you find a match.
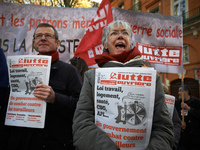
[0,20,200,150]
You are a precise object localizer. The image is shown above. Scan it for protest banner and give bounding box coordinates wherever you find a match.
[194,68,200,82]
[0,2,183,73]
[5,55,51,128]
[0,2,97,64]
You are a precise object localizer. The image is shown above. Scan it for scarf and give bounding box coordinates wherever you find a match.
[38,50,59,63]
[95,47,141,67]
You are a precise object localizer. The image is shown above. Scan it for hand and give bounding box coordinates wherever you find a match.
[181,121,186,130]
[181,102,190,111]
[33,84,55,104]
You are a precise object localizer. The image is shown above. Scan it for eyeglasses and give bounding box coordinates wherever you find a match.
[34,33,56,40]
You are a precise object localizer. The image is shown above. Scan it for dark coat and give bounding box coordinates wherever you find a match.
[0,48,9,106]
[73,58,174,150]
[0,48,10,150]
[172,107,181,150]
[175,97,200,148]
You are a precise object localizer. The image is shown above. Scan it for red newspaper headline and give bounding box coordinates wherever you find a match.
[165,97,175,105]
[96,120,146,148]
[12,57,49,68]
[100,72,152,86]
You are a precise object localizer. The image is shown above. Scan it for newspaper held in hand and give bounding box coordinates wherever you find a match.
[95,67,156,150]
[5,55,51,128]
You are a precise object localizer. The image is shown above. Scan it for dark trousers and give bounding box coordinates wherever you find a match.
[177,144,200,150]
[6,129,75,150]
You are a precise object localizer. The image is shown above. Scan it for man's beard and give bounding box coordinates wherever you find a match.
[179,93,186,100]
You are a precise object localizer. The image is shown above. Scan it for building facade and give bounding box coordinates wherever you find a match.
[110,0,200,99]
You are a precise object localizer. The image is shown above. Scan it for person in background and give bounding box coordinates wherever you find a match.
[0,48,10,150]
[0,48,9,108]
[143,60,181,150]
[175,85,200,150]
[73,20,174,150]
[162,83,181,150]
[5,23,82,150]
[69,57,88,82]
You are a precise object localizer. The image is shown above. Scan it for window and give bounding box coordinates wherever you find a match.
[119,1,124,9]
[183,45,189,63]
[150,7,159,14]
[173,0,185,18]
[134,0,140,12]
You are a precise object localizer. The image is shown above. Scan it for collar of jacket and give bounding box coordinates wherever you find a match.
[51,59,59,70]
[37,50,59,63]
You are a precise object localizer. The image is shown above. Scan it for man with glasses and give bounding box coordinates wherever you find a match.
[6,23,82,150]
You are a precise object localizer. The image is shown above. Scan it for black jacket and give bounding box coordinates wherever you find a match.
[175,96,200,145]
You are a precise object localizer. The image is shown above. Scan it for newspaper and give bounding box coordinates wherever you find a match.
[164,94,175,119]
[5,55,51,128]
[95,67,156,150]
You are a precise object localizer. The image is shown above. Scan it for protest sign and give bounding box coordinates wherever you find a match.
[95,67,156,149]
[165,94,175,119]
[194,68,200,82]
[5,55,51,128]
